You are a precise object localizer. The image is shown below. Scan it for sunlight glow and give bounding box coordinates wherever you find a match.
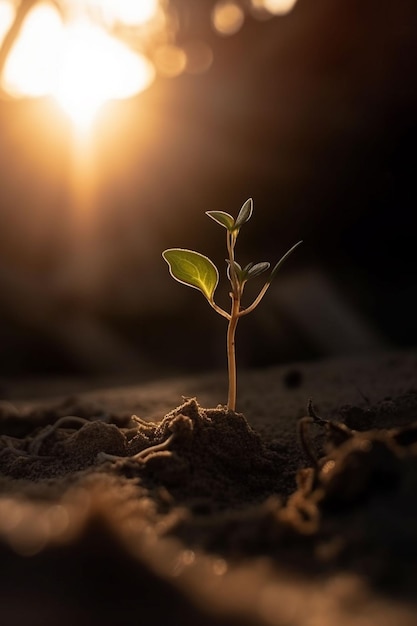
[54,21,155,128]
[1,4,156,129]
[212,1,245,36]
[154,44,187,77]
[2,2,63,97]
[99,0,160,26]
[0,0,15,47]
[251,0,298,16]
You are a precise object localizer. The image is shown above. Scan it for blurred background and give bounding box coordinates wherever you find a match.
[0,0,416,385]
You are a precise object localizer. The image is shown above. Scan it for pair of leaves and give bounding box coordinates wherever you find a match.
[206,198,253,232]
[162,198,253,302]
[226,260,270,284]
[162,197,302,304]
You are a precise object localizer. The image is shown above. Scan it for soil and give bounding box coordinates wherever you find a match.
[1,350,417,626]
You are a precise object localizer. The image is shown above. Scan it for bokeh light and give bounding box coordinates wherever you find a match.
[251,0,298,16]
[154,44,187,78]
[183,40,213,74]
[212,1,245,36]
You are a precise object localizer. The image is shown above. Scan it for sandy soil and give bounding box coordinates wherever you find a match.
[1,350,417,626]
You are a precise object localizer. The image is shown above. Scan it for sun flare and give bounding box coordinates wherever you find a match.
[54,21,155,129]
[1,1,157,129]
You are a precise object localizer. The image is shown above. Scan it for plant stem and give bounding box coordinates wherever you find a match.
[226,229,241,411]
[227,293,240,411]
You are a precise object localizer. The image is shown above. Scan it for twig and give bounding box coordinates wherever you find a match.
[97,432,176,463]
[298,417,320,468]
[29,415,89,455]
[299,400,354,466]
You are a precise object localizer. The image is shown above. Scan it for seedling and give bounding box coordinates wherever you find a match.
[163,198,302,411]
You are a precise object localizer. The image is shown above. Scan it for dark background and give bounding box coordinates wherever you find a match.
[0,0,416,382]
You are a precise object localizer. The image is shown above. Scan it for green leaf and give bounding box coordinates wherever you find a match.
[163,248,219,301]
[234,198,253,229]
[269,241,302,283]
[226,260,243,283]
[206,211,235,230]
[247,262,270,279]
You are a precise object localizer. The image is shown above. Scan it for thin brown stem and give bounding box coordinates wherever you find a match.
[239,281,270,317]
[240,241,303,317]
[227,293,240,411]
[209,299,231,320]
[226,229,241,411]
[226,231,239,296]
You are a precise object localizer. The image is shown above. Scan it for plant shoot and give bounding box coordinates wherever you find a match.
[163,199,302,411]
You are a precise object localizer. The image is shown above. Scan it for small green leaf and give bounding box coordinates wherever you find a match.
[206,211,235,230]
[163,248,219,301]
[247,262,270,279]
[226,259,243,283]
[234,198,253,229]
[269,241,302,283]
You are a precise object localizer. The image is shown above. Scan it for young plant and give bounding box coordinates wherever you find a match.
[162,198,302,411]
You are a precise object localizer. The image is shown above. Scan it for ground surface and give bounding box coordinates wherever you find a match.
[1,350,417,626]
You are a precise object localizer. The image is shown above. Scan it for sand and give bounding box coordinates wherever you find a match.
[1,350,417,625]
